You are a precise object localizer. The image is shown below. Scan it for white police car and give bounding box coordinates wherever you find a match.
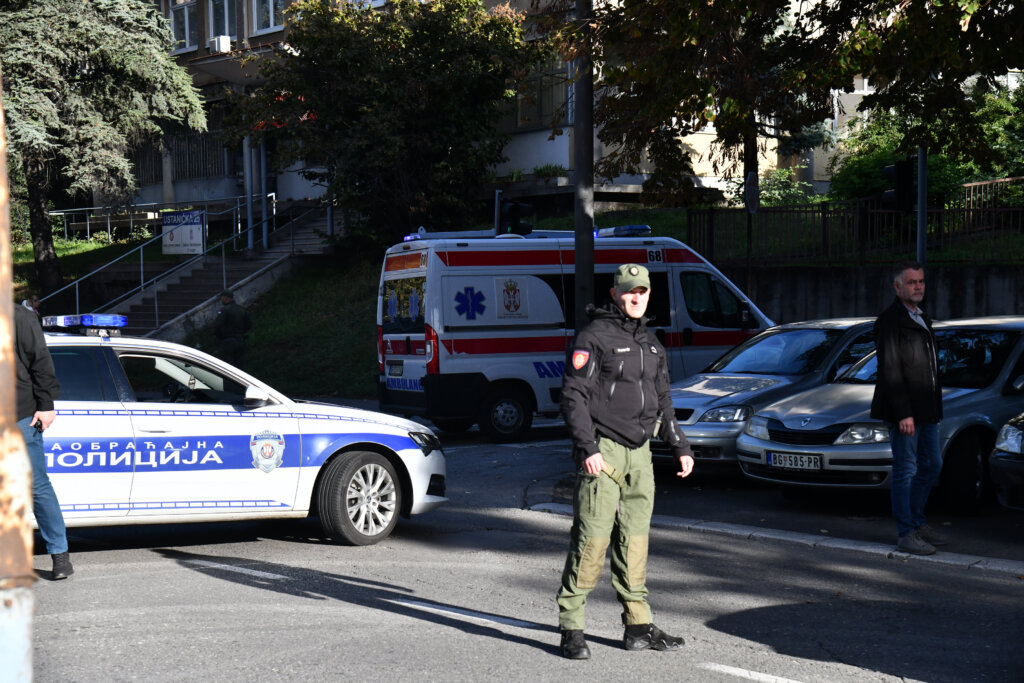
[33,315,447,545]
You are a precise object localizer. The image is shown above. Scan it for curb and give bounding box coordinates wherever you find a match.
[530,502,1024,579]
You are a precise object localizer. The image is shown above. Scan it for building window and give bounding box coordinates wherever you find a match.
[254,0,287,32]
[170,0,198,51]
[209,0,236,38]
[515,60,568,131]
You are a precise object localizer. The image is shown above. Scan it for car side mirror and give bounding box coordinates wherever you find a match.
[1013,375,1024,393]
[740,306,757,329]
[244,386,270,409]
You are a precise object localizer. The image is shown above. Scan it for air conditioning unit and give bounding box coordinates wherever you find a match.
[208,35,231,53]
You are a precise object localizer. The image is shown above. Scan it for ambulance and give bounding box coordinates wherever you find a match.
[376,226,773,440]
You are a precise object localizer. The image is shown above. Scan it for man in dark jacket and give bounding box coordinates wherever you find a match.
[214,289,252,368]
[870,261,946,555]
[15,305,73,579]
[556,264,694,660]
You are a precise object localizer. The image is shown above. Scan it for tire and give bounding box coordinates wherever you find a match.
[317,452,401,545]
[478,387,533,441]
[939,431,993,513]
[432,418,475,433]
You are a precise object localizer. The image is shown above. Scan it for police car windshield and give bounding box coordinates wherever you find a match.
[707,328,844,375]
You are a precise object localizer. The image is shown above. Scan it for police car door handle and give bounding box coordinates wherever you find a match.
[138,427,172,434]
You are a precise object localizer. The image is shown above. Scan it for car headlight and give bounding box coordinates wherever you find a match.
[744,416,770,440]
[995,424,1023,454]
[699,405,752,423]
[409,431,442,456]
[834,423,890,445]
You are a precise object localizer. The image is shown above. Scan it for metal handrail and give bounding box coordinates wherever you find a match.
[40,199,320,324]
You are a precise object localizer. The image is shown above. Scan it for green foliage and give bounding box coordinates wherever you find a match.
[229,0,545,247]
[548,1,841,192]
[0,0,206,201]
[532,163,568,180]
[798,1,1024,158]
[726,166,820,207]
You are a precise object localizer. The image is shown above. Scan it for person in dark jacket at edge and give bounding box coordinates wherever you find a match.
[214,288,252,369]
[870,261,947,556]
[15,304,73,579]
[556,263,694,660]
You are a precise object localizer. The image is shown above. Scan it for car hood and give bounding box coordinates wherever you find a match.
[757,384,977,429]
[292,399,435,435]
[670,374,797,408]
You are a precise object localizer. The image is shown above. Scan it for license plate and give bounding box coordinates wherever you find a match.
[767,451,821,470]
[387,362,403,377]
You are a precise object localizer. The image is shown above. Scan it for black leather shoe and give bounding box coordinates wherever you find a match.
[623,623,684,651]
[51,552,74,580]
[560,629,591,659]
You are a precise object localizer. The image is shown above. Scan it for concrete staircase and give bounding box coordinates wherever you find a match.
[117,215,336,339]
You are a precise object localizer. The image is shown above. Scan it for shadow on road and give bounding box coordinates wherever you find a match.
[154,547,563,656]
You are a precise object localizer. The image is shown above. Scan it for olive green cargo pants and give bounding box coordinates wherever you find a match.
[557,437,655,631]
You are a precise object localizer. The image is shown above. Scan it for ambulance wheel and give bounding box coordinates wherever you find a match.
[432,418,475,433]
[479,388,533,441]
[318,451,401,545]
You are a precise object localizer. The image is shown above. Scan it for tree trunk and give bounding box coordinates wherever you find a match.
[23,156,62,295]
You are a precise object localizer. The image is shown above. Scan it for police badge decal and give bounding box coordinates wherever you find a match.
[250,430,285,473]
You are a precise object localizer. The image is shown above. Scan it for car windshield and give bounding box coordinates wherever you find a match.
[837,329,1020,388]
[707,328,845,375]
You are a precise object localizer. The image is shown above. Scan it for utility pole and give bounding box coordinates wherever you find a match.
[917,146,928,267]
[0,79,37,683]
[573,0,595,332]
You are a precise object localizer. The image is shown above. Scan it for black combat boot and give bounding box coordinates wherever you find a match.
[623,623,684,651]
[560,629,591,659]
[51,552,74,580]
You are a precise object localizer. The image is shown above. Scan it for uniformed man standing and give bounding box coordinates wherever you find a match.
[214,289,252,369]
[557,263,694,660]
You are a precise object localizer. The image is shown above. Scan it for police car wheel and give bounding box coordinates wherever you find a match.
[318,452,402,545]
[478,388,533,441]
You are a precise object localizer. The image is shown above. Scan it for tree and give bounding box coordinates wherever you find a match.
[548,1,840,203]
[0,0,205,293]
[229,0,544,246]
[798,0,1024,161]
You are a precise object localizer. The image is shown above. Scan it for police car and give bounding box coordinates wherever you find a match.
[32,315,447,545]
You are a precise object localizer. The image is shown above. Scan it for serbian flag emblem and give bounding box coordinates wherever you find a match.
[571,350,590,370]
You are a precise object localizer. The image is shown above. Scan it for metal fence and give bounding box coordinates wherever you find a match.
[686,200,1024,266]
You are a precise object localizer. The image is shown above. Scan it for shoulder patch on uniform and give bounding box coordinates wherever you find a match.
[571,350,590,370]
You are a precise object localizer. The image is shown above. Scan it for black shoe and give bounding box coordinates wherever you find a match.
[623,623,684,651]
[51,552,74,580]
[560,629,591,659]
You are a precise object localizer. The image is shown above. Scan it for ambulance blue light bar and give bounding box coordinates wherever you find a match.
[42,314,128,328]
[595,224,652,238]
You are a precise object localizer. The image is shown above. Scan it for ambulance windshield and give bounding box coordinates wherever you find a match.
[382,276,426,334]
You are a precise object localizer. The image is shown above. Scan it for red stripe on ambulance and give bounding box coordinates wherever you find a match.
[440,336,568,355]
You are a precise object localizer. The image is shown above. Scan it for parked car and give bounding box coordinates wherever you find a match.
[990,409,1024,511]
[652,318,876,464]
[734,317,1024,511]
[31,315,448,545]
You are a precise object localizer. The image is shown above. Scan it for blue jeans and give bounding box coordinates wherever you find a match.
[888,421,942,538]
[19,417,68,555]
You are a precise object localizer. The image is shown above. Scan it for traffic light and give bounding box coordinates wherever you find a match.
[881,159,914,211]
[499,201,533,235]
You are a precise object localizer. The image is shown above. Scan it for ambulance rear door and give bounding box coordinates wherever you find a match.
[378,247,430,415]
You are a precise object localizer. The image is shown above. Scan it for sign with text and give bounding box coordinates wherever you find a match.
[162,210,204,255]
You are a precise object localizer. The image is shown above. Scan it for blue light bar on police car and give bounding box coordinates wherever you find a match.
[595,225,652,238]
[42,314,127,328]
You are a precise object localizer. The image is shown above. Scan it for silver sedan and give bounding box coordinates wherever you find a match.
[735,317,1024,511]
[654,319,876,465]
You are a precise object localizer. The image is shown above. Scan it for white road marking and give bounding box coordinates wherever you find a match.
[384,598,544,630]
[183,559,289,580]
[699,663,806,683]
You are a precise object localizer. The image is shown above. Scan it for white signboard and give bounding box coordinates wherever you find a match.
[162,210,204,255]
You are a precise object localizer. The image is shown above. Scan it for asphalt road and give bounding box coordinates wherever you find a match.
[29,411,1024,682]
